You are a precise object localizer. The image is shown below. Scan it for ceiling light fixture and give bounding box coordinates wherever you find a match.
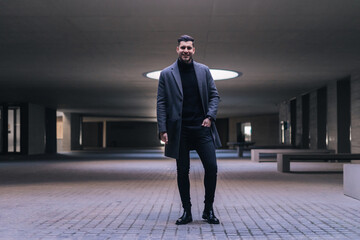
[145,69,241,81]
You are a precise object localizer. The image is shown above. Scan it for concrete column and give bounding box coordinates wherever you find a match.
[351,72,360,153]
[309,92,317,149]
[45,108,57,154]
[344,164,360,200]
[71,113,82,150]
[296,96,302,147]
[327,82,338,152]
[103,120,107,148]
[317,87,327,149]
[337,78,351,153]
[28,104,46,155]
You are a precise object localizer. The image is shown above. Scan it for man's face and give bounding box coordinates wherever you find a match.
[176,41,195,63]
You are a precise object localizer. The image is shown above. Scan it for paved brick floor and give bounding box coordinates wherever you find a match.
[0,156,359,240]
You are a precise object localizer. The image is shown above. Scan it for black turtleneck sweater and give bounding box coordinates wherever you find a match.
[177,59,204,126]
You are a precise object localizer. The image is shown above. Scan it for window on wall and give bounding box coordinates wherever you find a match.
[8,106,21,153]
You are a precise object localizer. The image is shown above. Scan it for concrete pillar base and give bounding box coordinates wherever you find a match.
[344,163,360,200]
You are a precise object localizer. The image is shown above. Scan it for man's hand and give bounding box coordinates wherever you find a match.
[202,118,212,127]
[160,132,168,144]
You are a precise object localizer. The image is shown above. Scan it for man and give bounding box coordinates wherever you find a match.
[157,35,221,225]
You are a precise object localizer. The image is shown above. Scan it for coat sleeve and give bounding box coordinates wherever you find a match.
[205,68,220,121]
[157,71,167,136]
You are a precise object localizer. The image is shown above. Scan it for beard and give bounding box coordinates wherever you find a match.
[179,54,192,63]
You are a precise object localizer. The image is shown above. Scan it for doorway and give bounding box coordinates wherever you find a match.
[237,122,252,142]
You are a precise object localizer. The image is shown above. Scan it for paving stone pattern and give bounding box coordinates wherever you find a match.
[0,158,359,240]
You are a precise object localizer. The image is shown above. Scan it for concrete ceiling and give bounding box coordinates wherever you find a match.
[1,0,360,118]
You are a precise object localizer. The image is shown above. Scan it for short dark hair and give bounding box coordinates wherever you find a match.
[177,35,195,46]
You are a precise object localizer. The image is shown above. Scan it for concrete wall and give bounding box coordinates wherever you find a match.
[106,121,161,148]
[62,113,71,151]
[229,114,279,146]
[82,122,103,148]
[28,104,45,155]
[61,113,82,151]
[57,138,63,152]
[351,73,360,153]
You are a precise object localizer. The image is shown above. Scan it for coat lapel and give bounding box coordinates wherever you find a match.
[171,61,183,96]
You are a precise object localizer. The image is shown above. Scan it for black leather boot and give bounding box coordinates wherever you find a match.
[202,208,220,224]
[176,209,193,225]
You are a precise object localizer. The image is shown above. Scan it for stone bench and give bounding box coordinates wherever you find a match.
[344,163,360,200]
[251,149,334,162]
[227,142,255,157]
[277,153,360,172]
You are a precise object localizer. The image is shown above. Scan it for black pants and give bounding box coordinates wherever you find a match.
[176,125,218,210]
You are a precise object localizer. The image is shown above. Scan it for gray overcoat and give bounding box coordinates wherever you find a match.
[156,60,222,159]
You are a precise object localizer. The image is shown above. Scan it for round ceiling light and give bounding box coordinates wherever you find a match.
[145,69,241,81]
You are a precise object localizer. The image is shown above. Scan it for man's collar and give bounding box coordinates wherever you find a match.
[177,58,194,70]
